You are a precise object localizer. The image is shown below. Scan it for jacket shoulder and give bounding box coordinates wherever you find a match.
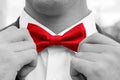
[0,18,20,32]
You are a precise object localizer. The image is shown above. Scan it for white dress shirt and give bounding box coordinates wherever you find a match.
[20,11,97,80]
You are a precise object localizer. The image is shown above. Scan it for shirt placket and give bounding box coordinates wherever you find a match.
[46,47,72,80]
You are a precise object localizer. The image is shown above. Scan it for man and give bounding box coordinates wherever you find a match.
[19,0,97,80]
[0,0,120,80]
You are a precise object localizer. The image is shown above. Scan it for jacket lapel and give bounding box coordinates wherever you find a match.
[0,18,20,32]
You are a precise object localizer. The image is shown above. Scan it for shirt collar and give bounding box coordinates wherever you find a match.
[20,10,97,37]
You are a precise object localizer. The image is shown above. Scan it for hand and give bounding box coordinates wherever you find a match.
[0,26,37,80]
[71,33,120,80]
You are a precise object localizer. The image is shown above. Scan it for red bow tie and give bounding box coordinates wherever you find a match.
[27,23,86,52]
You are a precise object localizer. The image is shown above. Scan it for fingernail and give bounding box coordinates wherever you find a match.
[75,52,83,57]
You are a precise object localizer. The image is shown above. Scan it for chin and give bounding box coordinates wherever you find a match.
[32,0,76,16]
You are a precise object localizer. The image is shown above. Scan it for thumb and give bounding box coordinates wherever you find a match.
[71,56,94,77]
[15,49,38,78]
[17,58,37,79]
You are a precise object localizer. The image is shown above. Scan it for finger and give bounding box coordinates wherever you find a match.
[70,63,79,76]
[4,29,32,43]
[70,63,87,80]
[0,26,18,43]
[80,33,119,46]
[71,76,79,80]
[16,49,37,79]
[75,52,103,62]
[16,49,37,69]
[17,57,37,78]
[78,43,114,53]
[71,56,94,76]
[76,52,120,74]
[8,41,36,52]
[0,26,17,32]
[71,74,87,80]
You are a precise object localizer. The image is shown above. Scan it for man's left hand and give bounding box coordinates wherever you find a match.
[71,33,120,80]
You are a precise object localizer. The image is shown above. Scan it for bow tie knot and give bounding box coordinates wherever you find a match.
[49,35,62,45]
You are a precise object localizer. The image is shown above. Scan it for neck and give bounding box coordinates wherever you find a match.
[25,0,91,34]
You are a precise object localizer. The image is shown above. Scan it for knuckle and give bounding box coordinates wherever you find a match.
[98,54,118,70]
[114,46,120,55]
[90,33,101,38]
[0,35,7,43]
[22,29,30,35]
[17,29,27,37]
[29,41,36,49]
[92,64,105,77]
[21,29,32,40]
[29,49,37,59]
[18,29,25,36]
[93,61,111,77]
[78,43,87,52]
[31,41,36,47]
[106,53,119,66]
[0,48,17,65]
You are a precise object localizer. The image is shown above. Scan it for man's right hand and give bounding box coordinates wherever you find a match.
[0,26,37,80]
